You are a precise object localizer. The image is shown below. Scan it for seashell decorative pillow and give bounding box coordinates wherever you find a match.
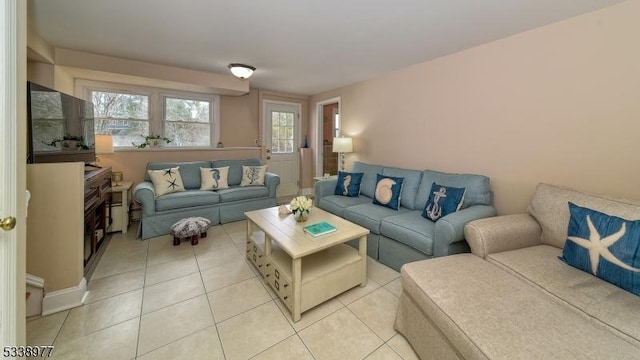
[373,174,404,210]
[422,182,466,221]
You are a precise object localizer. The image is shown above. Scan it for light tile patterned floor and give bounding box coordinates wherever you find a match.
[27,220,419,360]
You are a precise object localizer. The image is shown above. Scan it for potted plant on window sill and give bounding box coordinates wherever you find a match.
[132,134,172,148]
[45,134,90,150]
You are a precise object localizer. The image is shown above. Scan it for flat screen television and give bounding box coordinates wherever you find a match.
[26,81,96,164]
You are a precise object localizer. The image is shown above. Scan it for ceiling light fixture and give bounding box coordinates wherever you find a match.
[228,63,256,79]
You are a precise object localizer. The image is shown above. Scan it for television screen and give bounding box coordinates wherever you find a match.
[27,82,96,164]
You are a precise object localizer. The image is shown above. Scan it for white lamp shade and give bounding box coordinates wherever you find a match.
[228,64,255,79]
[95,134,114,154]
[332,137,353,153]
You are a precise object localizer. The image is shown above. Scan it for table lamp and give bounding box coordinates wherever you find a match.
[94,134,114,167]
[332,137,353,172]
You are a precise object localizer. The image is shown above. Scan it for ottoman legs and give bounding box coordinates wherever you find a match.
[173,237,181,246]
[191,235,199,246]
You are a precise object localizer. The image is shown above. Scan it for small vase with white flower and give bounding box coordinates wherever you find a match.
[290,196,312,222]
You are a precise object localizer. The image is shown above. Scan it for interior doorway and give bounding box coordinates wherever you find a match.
[315,97,341,177]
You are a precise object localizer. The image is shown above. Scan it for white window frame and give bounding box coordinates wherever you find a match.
[77,80,220,149]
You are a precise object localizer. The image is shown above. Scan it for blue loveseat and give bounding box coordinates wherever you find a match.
[134,158,279,239]
[314,162,496,271]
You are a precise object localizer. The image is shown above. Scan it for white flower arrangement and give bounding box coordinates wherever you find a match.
[290,195,312,221]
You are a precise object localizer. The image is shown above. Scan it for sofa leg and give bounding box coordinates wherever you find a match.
[173,237,180,246]
[201,231,207,238]
[191,235,199,246]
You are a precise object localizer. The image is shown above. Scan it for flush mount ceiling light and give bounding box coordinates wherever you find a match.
[228,63,256,79]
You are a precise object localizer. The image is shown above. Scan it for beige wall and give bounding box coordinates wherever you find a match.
[220,89,259,147]
[310,1,640,215]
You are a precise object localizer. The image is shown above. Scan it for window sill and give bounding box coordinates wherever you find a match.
[114,146,261,152]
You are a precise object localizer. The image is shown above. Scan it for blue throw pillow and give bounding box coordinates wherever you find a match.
[560,202,640,296]
[422,183,466,221]
[372,174,404,210]
[334,171,364,197]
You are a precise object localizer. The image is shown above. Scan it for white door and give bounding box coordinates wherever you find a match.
[263,101,301,197]
[1,0,20,347]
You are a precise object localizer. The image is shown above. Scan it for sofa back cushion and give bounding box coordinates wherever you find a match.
[382,166,423,209]
[416,170,491,210]
[528,183,640,249]
[212,158,262,186]
[352,162,384,198]
[145,161,212,189]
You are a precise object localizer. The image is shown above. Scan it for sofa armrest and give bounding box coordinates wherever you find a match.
[265,172,280,198]
[314,179,338,199]
[133,182,156,216]
[433,205,497,257]
[464,214,542,259]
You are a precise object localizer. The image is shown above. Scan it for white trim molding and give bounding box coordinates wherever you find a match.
[41,277,87,316]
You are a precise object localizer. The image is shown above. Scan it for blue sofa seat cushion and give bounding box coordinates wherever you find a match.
[155,190,220,211]
[343,202,411,234]
[380,211,435,256]
[317,195,371,218]
[217,186,269,202]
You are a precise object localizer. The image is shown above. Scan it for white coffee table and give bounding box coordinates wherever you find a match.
[245,206,369,321]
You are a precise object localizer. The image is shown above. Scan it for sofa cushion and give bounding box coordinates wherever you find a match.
[148,167,185,196]
[401,254,640,359]
[488,245,640,346]
[527,183,640,249]
[352,162,383,198]
[334,171,363,197]
[145,161,212,190]
[373,174,404,210]
[155,190,220,211]
[217,186,269,202]
[200,166,230,190]
[422,183,465,221]
[560,202,640,296]
[381,167,423,209]
[343,202,410,234]
[240,165,267,186]
[212,158,262,186]
[317,194,371,218]
[380,210,435,256]
[416,170,490,210]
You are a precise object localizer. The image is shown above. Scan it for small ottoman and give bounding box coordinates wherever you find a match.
[170,217,211,246]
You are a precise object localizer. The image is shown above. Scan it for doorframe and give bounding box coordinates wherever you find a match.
[1,0,23,347]
[261,99,303,196]
[314,97,341,176]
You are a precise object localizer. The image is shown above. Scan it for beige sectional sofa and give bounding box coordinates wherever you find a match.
[394,183,640,359]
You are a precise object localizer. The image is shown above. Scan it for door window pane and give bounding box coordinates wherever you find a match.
[271,111,295,154]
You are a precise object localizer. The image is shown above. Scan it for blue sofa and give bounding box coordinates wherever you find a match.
[315,162,496,271]
[134,158,279,239]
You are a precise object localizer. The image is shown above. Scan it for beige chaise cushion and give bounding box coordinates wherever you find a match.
[487,245,640,347]
[399,254,640,359]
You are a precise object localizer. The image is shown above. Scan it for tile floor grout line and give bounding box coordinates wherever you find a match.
[133,236,150,359]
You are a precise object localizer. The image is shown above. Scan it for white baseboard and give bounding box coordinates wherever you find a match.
[42,277,87,316]
[301,188,314,196]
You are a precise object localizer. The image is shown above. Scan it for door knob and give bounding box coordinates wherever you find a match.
[1,216,16,231]
[266,156,271,160]
[266,149,271,153]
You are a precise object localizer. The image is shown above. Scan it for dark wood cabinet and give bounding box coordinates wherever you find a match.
[83,167,112,273]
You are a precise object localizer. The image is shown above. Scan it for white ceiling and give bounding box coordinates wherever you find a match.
[28,0,625,95]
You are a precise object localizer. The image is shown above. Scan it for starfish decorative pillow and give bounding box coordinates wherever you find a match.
[147,166,185,197]
[560,202,640,296]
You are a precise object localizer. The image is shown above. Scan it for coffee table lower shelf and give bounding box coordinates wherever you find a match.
[247,231,364,321]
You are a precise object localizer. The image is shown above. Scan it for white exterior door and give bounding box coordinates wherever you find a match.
[1,0,20,347]
[263,101,301,197]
